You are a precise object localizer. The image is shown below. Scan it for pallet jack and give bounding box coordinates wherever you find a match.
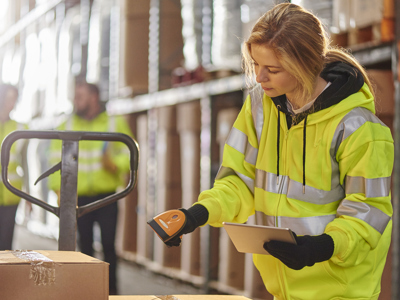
[1,130,139,251]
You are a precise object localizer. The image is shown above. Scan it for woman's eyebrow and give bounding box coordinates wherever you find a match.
[252,61,281,69]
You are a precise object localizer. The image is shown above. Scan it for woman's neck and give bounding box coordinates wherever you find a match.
[287,77,328,110]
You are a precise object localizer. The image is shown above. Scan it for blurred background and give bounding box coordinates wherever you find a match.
[0,0,398,299]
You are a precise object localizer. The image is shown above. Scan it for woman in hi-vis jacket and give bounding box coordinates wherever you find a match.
[151,3,394,299]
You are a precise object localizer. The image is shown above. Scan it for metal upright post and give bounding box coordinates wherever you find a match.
[79,0,92,80]
[149,0,160,94]
[58,140,80,251]
[392,1,400,299]
[148,0,160,260]
[200,96,212,293]
[109,0,120,100]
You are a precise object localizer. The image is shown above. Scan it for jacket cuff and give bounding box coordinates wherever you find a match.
[188,204,209,227]
[326,230,349,259]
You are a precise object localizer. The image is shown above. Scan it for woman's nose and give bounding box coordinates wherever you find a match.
[256,69,269,83]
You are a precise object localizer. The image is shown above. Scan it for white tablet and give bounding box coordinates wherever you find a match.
[222,222,297,255]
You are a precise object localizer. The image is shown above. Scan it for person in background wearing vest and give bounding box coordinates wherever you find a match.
[48,81,133,295]
[150,3,394,300]
[0,84,28,250]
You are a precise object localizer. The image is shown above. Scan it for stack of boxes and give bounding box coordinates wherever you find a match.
[177,101,202,279]
[154,106,182,269]
[215,108,245,294]
[120,0,150,97]
[331,0,395,47]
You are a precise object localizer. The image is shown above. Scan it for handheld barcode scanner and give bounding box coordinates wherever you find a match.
[147,209,186,242]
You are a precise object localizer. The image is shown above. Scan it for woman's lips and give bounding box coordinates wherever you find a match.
[262,87,272,91]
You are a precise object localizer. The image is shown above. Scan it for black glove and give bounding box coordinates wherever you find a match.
[263,233,334,270]
[165,205,209,247]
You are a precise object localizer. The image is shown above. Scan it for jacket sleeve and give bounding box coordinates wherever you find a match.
[325,119,394,267]
[197,96,259,227]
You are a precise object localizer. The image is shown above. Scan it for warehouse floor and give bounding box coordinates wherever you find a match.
[13,224,204,296]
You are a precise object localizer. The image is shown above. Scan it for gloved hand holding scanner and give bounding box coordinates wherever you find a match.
[147,204,208,247]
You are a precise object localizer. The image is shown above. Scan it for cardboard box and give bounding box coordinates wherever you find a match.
[109,296,253,300]
[367,70,395,116]
[177,101,201,132]
[332,0,351,33]
[0,250,109,300]
[350,0,383,29]
[121,18,149,96]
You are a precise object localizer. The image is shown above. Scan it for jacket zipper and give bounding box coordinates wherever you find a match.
[275,120,290,226]
[276,119,290,300]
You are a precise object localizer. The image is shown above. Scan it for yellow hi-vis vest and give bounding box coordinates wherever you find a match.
[48,112,133,196]
[196,83,393,300]
[0,120,25,206]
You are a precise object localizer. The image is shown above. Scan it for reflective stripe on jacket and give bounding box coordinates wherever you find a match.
[197,83,393,300]
[48,112,133,196]
[0,120,25,206]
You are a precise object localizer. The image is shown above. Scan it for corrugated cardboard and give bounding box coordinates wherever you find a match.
[350,0,383,29]
[332,0,351,33]
[368,70,395,116]
[109,296,252,300]
[0,250,109,300]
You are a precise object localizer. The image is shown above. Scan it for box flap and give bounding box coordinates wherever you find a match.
[0,250,107,265]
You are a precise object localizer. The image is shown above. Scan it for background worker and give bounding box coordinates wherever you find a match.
[150,3,394,300]
[0,84,28,250]
[48,81,133,295]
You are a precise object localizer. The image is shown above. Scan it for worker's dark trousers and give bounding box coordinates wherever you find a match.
[0,204,18,250]
[77,192,118,295]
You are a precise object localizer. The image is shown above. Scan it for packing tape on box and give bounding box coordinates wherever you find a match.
[11,250,56,286]
[153,296,181,300]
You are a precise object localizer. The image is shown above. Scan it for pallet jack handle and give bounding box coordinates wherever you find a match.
[1,130,139,251]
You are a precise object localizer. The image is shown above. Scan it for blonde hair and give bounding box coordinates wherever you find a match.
[242,3,374,100]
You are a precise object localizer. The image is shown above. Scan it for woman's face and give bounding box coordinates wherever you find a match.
[250,44,299,99]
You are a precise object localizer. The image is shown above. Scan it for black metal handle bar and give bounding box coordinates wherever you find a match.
[1,130,139,218]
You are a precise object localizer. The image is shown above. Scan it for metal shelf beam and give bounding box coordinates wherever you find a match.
[106,74,246,115]
[351,43,393,67]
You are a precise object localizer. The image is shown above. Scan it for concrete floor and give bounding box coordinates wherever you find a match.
[12,224,204,296]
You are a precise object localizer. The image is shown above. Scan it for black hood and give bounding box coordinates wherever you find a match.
[271,61,365,127]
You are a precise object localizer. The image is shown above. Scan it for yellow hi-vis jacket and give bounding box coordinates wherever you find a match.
[48,112,133,196]
[197,81,393,299]
[0,120,25,206]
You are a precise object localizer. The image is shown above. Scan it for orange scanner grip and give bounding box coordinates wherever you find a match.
[149,209,186,242]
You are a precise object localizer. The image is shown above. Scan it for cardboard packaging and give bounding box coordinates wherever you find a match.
[177,101,202,277]
[0,250,109,300]
[349,0,383,29]
[109,296,252,300]
[368,70,395,117]
[332,0,351,33]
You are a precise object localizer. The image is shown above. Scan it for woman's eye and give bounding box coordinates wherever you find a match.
[268,70,279,74]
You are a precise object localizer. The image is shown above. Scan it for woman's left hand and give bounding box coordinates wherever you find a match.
[263,232,334,270]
